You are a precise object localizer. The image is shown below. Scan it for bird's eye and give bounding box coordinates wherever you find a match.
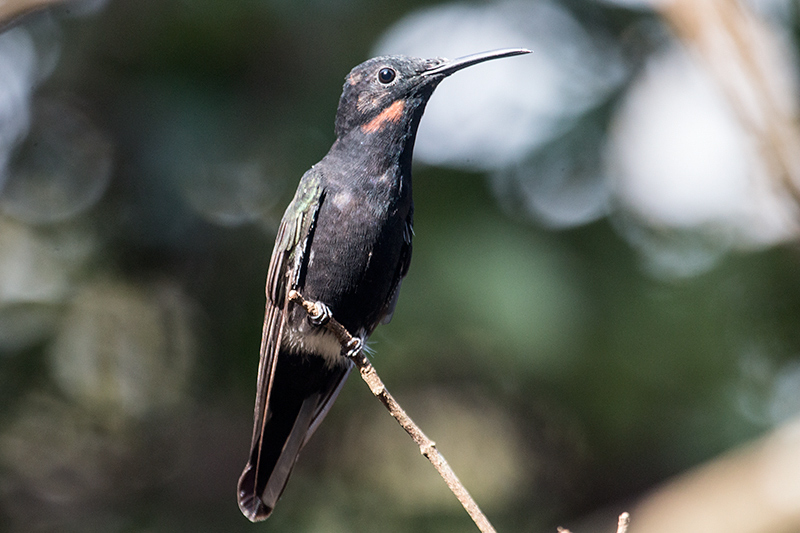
[378,67,396,84]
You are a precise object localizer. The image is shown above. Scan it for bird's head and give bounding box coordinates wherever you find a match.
[333,49,530,139]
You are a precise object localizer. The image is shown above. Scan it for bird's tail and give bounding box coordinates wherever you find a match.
[237,350,350,521]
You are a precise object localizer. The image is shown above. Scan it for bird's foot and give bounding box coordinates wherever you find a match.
[341,337,363,358]
[308,301,332,327]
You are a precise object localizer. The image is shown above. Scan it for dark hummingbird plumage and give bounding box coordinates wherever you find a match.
[238,48,530,521]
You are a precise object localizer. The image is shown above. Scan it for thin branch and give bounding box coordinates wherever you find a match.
[0,0,70,29]
[658,0,800,209]
[557,512,629,533]
[617,512,630,533]
[287,289,497,533]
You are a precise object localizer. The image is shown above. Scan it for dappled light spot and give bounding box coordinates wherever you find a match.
[48,279,196,418]
[1,98,113,225]
[606,44,799,276]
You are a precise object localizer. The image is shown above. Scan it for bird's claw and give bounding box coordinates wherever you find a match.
[341,337,363,358]
[308,301,332,327]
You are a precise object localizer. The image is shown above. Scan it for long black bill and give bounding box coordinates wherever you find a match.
[422,48,531,78]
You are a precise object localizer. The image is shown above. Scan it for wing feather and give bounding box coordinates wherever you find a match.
[238,175,325,521]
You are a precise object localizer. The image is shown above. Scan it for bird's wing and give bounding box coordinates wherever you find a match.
[238,172,327,521]
[267,175,325,305]
[256,173,325,450]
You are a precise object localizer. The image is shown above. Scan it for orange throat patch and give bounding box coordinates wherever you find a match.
[361,100,405,134]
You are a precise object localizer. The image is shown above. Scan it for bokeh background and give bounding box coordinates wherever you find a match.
[1,0,800,532]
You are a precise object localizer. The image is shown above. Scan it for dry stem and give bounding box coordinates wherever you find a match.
[287,289,497,533]
[617,512,630,533]
[557,512,629,533]
[658,0,800,208]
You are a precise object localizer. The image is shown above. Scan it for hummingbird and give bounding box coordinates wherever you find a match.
[237,48,530,521]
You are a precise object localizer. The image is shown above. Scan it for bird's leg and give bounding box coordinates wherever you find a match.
[288,290,356,351]
[307,301,363,357]
[307,300,332,327]
[341,337,363,357]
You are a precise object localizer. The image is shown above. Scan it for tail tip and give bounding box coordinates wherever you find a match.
[237,464,273,522]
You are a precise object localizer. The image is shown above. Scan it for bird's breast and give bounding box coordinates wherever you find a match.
[297,174,410,334]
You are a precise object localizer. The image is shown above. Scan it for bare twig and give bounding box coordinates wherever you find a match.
[617,512,630,533]
[556,512,629,533]
[0,0,71,29]
[287,289,497,533]
[658,0,800,209]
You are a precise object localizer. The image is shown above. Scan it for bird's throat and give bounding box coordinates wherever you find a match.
[361,100,405,134]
